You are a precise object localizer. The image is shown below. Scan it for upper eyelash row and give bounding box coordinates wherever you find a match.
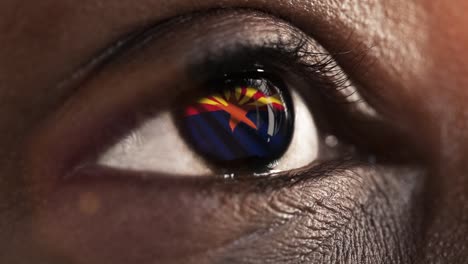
[277,35,378,118]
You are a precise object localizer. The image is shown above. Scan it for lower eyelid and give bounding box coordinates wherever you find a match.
[32,160,411,262]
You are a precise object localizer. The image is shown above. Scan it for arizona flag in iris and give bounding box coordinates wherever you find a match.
[183,84,293,163]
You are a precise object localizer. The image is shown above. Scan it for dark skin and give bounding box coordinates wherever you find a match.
[1,0,467,263]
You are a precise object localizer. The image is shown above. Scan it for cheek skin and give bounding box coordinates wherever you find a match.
[30,166,422,264]
[215,168,424,264]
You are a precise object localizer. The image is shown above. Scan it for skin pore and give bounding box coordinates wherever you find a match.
[0,0,468,263]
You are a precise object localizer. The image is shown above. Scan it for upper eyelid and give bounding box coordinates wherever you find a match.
[62,9,312,82]
[49,8,378,129]
[113,10,376,118]
[60,9,379,141]
[56,8,359,104]
[55,10,325,110]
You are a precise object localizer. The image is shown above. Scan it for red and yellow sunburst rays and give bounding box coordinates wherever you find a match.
[185,86,285,132]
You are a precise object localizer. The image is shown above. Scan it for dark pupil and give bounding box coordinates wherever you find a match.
[182,79,293,169]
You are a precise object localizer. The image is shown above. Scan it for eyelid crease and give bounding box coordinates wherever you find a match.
[52,29,148,108]
[51,7,380,135]
[55,8,378,124]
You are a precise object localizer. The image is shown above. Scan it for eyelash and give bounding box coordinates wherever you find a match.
[191,41,354,94]
[185,42,364,137]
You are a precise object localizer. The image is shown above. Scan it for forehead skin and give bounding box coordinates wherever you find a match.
[0,0,467,263]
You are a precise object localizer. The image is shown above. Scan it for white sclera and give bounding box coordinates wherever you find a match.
[272,91,318,172]
[98,112,211,176]
[98,91,319,176]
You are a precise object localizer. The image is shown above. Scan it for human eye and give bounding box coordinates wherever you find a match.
[31,10,402,181]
